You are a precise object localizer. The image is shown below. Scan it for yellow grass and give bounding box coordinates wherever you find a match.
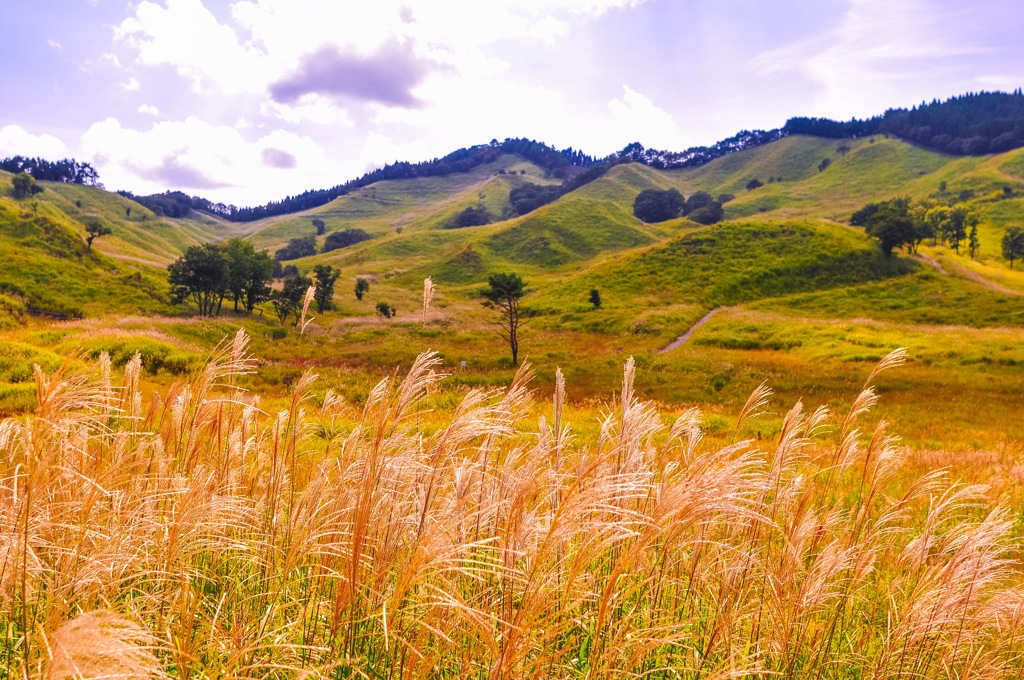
[1,336,1022,678]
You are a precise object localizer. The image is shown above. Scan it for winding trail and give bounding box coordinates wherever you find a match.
[660,307,727,353]
[942,258,1024,297]
[913,253,947,275]
[915,252,1023,296]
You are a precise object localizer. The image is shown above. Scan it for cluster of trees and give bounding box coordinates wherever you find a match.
[168,240,275,316]
[507,164,619,216]
[275,236,317,261]
[116,190,236,219]
[612,130,789,170]
[632,189,724,225]
[274,229,374,261]
[852,197,980,257]
[112,190,233,218]
[785,91,1024,155]
[0,156,99,185]
[167,240,345,323]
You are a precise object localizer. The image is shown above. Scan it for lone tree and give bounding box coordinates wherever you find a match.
[481,272,527,366]
[312,218,326,235]
[355,277,370,300]
[589,288,602,309]
[312,264,340,313]
[1003,226,1024,268]
[83,218,112,252]
[375,301,396,320]
[865,198,915,256]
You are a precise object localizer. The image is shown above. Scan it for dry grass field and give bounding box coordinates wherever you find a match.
[2,335,1023,678]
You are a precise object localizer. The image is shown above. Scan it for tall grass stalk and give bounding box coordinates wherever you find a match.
[0,339,1020,678]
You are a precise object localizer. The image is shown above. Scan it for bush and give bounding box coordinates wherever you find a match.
[447,205,491,229]
[633,188,686,223]
[275,236,317,261]
[322,229,372,252]
[688,202,724,225]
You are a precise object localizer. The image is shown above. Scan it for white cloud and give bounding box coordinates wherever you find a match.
[0,125,69,159]
[608,86,687,150]
[138,103,160,116]
[116,0,267,95]
[120,77,141,92]
[260,95,353,127]
[47,39,63,52]
[115,0,652,116]
[79,117,357,205]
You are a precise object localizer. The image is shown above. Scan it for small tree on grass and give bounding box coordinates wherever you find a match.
[481,272,527,366]
[1003,226,1024,268]
[312,264,340,313]
[83,219,112,252]
[312,218,326,235]
[11,172,43,199]
[375,301,396,320]
[355,277,370,300]
[272,275,312,325]
[589,288,602,309]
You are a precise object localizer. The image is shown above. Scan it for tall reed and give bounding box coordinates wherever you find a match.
[0,335,1020,679]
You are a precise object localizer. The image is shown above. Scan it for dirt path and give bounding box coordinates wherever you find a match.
[913,253,947,275]
[941,258,1024,297]
[660,307,727,353]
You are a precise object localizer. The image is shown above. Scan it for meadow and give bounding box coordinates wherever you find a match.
[1,134,1024,677]
[2,336,1024,678]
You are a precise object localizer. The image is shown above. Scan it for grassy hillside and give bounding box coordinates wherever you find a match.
[3,135,1024,455]
[0,172,249,266]
[546,220,913,308]
[0,195,172,319]
[245,154,558,251]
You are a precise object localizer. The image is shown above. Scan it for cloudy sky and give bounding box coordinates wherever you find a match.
[1,0,1021,206]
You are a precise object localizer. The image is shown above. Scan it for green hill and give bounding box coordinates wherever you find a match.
[0,170,249,266]
[542,220,913,310]
[0,195,172,319]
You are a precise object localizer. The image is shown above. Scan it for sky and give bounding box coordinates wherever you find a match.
[1,0,1021,207]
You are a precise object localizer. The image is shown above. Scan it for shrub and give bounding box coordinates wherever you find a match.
[274,236,317,261]
[447,205,491,229]
[322,229,372,252]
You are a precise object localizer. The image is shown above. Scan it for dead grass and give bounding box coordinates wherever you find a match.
[0,335,1021,678]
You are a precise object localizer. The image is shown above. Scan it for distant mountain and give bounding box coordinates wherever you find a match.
[206,90,1024,222]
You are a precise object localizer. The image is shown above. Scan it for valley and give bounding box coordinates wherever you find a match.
[1,133,1022,453]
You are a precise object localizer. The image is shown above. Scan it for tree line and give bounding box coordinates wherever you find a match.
[0,156,99,185]
[785,91,1024,155]
[117,190,236,219]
